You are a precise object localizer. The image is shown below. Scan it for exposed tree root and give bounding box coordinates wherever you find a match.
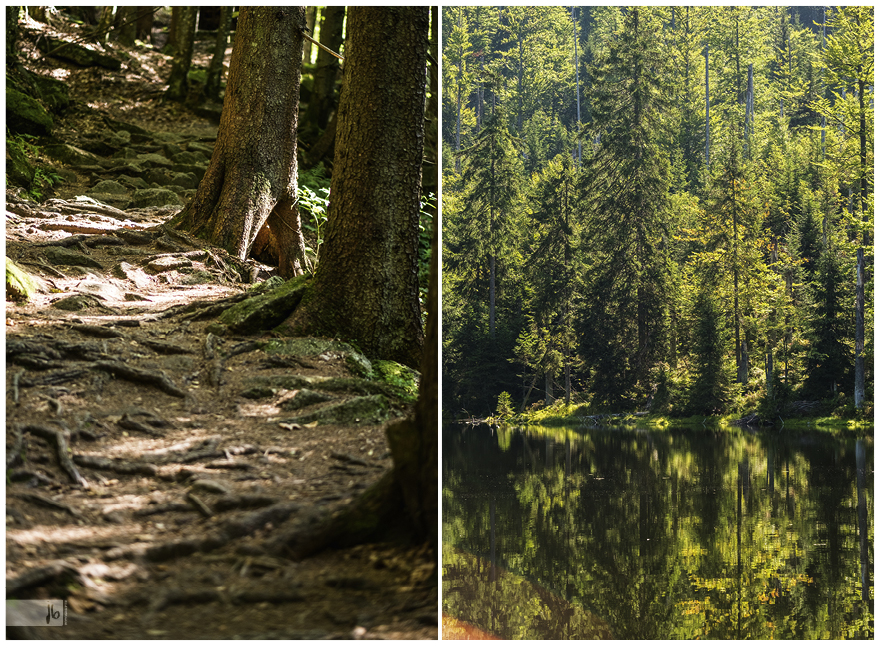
[21,423,87,486]
[268,470,410,561]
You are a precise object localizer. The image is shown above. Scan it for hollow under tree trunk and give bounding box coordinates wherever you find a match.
[167,7,309,278]
[278,7,428,368]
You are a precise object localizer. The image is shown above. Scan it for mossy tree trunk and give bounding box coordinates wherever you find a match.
[164,6,197,101]
[280,7,428,369]
[168,7,309,278]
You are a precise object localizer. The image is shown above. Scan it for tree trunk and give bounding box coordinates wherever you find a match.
[303,7,316,63]
[94,6,115,44]
[273,98,439,565]
[28,6,47,23]
[854,76,868,409]
[854,247,865,407]
[6,6,20,68]
[164,6,198,102]
[166,6,179,55]
[279,7,428,369]
[203,6,232,102]
[305,6,344,132]
[115,6,138,46]
[136,6,153,42]
[385,213,438,552]
[168,7,308,279]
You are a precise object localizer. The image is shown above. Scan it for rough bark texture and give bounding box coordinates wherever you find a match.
[305,6,344,131]
[164,6,197,101]
[279,198,439,562]
[280,7,428,369]
[168,7,308,278]
[386,216,438,554]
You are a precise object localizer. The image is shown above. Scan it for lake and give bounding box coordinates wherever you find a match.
[442,424,874,640]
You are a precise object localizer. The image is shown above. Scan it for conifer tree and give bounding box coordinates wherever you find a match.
[454,102,523,341]
[579,7,672,405]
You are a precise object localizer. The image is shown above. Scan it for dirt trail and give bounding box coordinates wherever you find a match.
[6,12,436,640]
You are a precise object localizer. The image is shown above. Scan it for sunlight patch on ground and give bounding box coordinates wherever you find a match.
[7,521,146,548]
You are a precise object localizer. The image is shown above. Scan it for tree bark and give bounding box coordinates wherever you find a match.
[203,6,232,102]
[6,6,20,68]
[94,6,115,44]
[168,7,309,278]
[305,6,344,131]
[164,6,198,102]
[280,7,428,369]
[136,6,153,42]
[303,7,316,63]
[115,6,138,47]
[274,160,439,563]
[166,6,179,55]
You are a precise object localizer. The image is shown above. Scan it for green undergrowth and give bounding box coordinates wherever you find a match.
[485,401,872,434]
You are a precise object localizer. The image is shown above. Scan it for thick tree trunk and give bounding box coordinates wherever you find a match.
[164,6,198,102]
[168,7,308,278]
[275,171,439,562]
[203,6,231,102]
[280,7,428,369]
[305,6,344,131]
[386,214,438,552]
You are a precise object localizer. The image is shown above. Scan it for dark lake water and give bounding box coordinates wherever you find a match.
[442,425,874,640]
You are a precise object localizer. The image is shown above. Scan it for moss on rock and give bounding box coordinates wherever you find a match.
[281,394,390,426]
[261,336,373,377]
[6,87,53,136]
[6,258,41,302]
[371,360,420,403]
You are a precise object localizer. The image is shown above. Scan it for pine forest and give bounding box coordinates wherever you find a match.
[441,6,874,423]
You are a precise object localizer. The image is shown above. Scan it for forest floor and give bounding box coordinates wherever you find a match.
[6,14,436,640]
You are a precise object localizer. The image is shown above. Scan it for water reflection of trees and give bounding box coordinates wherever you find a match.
[442,425,874,639]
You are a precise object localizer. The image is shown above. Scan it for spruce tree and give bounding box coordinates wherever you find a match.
[802,246,851,399]
[688,288,736,414]
[579,7,671,406]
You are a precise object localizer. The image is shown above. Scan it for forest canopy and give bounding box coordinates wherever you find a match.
[442,6,874,421]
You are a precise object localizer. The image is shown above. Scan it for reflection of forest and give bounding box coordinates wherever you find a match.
[442,425,874,640]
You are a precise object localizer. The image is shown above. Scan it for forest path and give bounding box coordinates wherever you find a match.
[6,13,436,640]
